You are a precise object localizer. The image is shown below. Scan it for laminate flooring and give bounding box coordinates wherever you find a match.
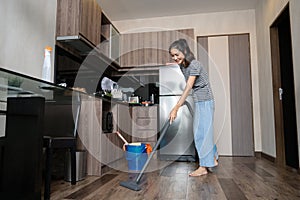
[49,157,300,200]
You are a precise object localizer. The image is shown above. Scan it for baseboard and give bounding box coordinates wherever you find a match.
[255,151,275,163]
[256,151,300,174]
[254,151,262,158]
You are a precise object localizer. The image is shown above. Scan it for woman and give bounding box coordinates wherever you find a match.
[168,38,218,176]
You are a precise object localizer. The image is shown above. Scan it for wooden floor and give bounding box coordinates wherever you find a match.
[49,157,300,200]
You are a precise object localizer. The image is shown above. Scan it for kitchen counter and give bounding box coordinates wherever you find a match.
[97,95,157,107]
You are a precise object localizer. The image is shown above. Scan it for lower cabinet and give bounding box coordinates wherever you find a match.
[117,103,132,143]
[100,102,124,167]
[77,95,102,176]
[78,99,158,176]
[131,105,158,148]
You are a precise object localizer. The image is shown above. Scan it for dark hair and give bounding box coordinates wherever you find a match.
[169,38,195,67]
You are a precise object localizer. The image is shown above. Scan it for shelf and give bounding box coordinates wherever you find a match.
[57,35,95,56]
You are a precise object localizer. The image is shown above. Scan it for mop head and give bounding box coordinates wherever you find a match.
[120,181,141,191]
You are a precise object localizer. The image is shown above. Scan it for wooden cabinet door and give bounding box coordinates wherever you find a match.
[157,30,175,65]
[117,104,132,142]
[56,0,101,46]
[139,32,158,66]
[121,31,159,67]
[77,96,102,176]
[56,0,81,37]
[120,32,140,67]
[131,106,158,142]
[80,0,101,46]
[120,29,194,67]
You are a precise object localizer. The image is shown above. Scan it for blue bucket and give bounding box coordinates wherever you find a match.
[125,143,148,171]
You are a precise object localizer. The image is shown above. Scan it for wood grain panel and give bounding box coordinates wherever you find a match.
[56,0,101,46]
[131,106,158,144]
[117,104,132,143]
[56,0,80,37]
[120,33,140,67]
[197,37,209,73]
[120,29,193,67]
[77,95,102,176]
[80,0,101,45]
[228,34,254,156]
[140,31,158,66]
[178,29,195,52]
[157,30,173,65]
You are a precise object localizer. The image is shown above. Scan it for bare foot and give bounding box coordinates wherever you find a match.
[214,158,219,167]
[189,167,208,177]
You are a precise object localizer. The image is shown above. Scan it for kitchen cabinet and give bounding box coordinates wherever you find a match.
[100,13,120,64]
[100,102,124,169]
[55,3,124,91]
[77,95,102,176]
[78,97,124,175]
[120,29,194,67]
[56,0,102,48]
[120,32,140,67]
[120,32,158,67]
[117,103,132,143]
[131,105,158,146]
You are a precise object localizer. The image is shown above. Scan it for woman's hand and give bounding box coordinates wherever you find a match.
[169,106,179,124]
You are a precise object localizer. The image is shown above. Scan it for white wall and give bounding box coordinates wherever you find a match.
[290,0,300,167]
[113,10,261,155]
[256,0,300,161]
[0,0,57,81]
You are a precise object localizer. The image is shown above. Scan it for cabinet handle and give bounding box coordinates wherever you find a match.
[279,88,283,101]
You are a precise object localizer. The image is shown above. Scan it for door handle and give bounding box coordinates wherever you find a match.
[279,88,283,101]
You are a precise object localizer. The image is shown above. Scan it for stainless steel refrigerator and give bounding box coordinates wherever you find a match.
[158,65,196,161]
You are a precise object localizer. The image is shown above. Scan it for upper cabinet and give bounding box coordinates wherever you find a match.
[56,0,102,53]
[119,29,194,68]
[99,13,120,64]
[55,0,125,89]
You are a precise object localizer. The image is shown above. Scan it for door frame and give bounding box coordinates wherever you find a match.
[270,4,299,168]
[270,25,285,167]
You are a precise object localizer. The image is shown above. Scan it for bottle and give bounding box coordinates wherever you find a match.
[42,46,52,82]
[150,94,154,104]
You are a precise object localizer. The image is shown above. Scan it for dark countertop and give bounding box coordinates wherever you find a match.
[100,96,157,107]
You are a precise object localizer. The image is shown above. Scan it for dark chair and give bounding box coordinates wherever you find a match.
[43,94,81,200]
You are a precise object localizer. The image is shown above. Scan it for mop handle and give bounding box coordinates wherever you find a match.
[116,131,129,144]
[135,119,171,184]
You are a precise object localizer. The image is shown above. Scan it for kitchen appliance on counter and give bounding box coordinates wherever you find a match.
[102,99,114,133]
[158,65,196,161]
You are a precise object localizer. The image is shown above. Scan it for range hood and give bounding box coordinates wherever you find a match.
[56,35,94,56]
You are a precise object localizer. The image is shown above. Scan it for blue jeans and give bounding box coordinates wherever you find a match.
[193,100,218,167]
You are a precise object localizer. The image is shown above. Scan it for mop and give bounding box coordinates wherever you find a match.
[119,119,171,191]
[118,101,193,191]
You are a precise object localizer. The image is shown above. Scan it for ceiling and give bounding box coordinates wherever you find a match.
[97,0,258,21]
